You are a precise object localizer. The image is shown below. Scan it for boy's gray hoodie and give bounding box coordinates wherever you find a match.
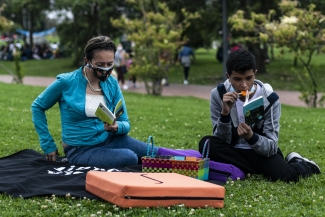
[210,79,281,157]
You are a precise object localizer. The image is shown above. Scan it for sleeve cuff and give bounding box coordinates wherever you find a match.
[114,122,120,133]
[43,145,58,155]
[247,133,259,145]
[220,114,231,123]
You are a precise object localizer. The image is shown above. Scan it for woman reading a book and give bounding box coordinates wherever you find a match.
[31,36,157,168]
[199,49,320,182]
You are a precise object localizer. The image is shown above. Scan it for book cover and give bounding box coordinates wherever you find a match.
[113,99,124,120]
[243,96,264,126]
[95,99,123,125]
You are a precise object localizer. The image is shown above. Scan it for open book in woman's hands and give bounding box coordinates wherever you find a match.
[95,99,124,125]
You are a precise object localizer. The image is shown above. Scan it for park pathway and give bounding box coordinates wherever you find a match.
[0,75,307,107]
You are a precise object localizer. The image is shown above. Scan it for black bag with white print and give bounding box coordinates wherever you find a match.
[0,149,138,199]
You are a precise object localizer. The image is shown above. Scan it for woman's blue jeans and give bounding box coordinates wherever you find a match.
[64,134,158,169]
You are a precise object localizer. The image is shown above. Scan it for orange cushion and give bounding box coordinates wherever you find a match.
[86,171,225,208]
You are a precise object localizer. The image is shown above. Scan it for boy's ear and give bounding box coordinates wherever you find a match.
[226,72,229,79]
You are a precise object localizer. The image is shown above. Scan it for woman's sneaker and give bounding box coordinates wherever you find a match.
[285,152,321,174]
[122,84,129,90]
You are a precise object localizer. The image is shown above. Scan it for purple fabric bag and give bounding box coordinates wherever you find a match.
[157,147,246,183]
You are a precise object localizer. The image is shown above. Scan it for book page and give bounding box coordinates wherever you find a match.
[95,102,115,125]
[243,93,261,106]
[244,96,263,111]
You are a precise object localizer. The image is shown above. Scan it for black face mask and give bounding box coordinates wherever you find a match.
[87,63,114,82]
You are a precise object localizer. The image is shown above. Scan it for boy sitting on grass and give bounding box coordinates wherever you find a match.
[199,49,320,182]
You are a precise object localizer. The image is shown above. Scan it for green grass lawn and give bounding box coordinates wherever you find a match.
[0,58,76,78]
[1,48,325,92]
[0,82,324,216]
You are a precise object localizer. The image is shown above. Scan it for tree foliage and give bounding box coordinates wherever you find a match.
[269,0,325,107]
[298,0,325,14]
[159,0,222,49]
[227,0,282,73]
[13,49,23,84]
[111,0,199,95]
[5,0,51,47]
[229,0,325,107]
[228,10,273,73]
[162,0,280,49]
[0,3,23,84]
[53,0,125,67]
[0,4,14,32]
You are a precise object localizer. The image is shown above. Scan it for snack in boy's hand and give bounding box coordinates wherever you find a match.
[241,90,247,96]
[239,90,250,97]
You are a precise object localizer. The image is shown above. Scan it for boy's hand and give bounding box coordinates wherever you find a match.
[221,92,238,115]
[237,122,253,140]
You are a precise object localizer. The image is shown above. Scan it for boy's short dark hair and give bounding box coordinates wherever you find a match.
[226,49,256,75]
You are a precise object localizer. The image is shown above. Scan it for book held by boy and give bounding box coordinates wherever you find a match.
[95,99,124,125]
[243,95,264,126]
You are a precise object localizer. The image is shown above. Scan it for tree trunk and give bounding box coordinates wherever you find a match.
[312,87,317,108]
[143,79,163,96]
[293,57,298,66]
[299,54,317,107]
[72,4,99,67]
[270,43,274,60]
[28,10,34,48]
[248,43,266,73]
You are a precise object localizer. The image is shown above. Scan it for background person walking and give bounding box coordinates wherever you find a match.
[178,42,195,85]
[114,43,128,90]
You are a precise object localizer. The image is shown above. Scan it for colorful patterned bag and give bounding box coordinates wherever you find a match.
[142,136,210,180]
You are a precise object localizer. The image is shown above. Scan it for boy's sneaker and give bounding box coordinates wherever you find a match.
[183,80,188,85]
[285,152,321,174]
[285,152,302,163]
